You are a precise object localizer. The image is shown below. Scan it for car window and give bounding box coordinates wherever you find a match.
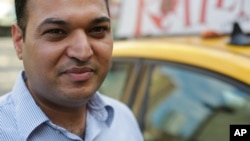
[99,62,132,100]
[99,59,142,104]
[144,63,250,141]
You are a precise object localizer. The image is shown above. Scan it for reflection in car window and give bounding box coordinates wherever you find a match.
[145,63,250,141]
[99,61,133,100]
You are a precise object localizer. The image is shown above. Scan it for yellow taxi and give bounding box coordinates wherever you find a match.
[100,26,250,141]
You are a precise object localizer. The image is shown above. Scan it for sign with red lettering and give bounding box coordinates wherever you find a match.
[114,0,250,38]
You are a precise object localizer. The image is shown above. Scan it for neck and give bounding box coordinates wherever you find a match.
[34,96,88,138]
[51,105,87,138]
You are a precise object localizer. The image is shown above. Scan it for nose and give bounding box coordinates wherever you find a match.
[66,30,93,61]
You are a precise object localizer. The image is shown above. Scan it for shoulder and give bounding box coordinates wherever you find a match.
[0,93,19,140]
[0,92,14,110]
[0,92,16,122]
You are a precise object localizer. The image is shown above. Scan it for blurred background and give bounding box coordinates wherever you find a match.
[0,0,22,95]
[109,0,250,38]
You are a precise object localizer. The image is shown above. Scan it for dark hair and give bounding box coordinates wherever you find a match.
[15,0,28,35]
[15,0,110,37]
[105,0,110,16]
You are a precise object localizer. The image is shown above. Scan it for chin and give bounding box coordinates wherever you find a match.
[63,88,95,99]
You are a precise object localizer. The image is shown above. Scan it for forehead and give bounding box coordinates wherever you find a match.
[26,0,109,22]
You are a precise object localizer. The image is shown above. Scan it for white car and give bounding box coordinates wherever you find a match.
[0,0,15,36]
[0,0,15,27]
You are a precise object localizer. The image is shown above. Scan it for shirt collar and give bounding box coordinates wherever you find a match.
[87,92,114,127]
[84,93,114,141]
[11,71,114,139]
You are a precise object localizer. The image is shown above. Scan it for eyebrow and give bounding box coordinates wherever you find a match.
[37,18,69,31]
[90,16,111,25]
[38,16,110,30]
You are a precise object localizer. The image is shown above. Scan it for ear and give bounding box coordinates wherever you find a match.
[11,24,24,60]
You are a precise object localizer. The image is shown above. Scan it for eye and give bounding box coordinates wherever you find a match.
[88,26,109,38]
[43,29,67,35]
[90,26,107,33]
[42,29,67,41]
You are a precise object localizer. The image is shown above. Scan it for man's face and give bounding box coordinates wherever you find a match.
[13,0,113,107]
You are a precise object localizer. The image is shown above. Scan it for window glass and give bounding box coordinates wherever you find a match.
[144,63,250,141]
[99,61,134,100]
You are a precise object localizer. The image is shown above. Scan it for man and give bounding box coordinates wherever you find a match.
[0,0,143,140]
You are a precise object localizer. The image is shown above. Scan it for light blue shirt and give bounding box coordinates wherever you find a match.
[0,72,143,141]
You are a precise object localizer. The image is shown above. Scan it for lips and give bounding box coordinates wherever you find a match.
[63,67,94,82]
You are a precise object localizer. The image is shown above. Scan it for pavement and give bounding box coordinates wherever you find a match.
[0,36,23,96]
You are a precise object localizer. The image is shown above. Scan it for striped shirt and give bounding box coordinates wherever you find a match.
[0,72,143,141]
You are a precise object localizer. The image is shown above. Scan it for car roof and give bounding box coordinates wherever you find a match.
[113,36,250,85]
